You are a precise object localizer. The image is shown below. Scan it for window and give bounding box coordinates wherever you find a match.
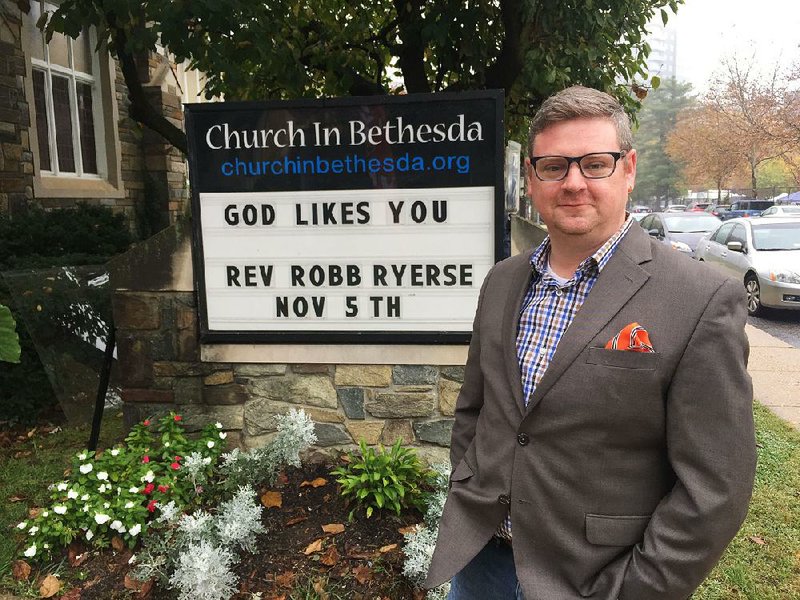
[712,223,734,244]
[27,1,103,178]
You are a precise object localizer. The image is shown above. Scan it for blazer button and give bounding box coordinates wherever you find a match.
[517,433,530,446]
[498,494,511,505]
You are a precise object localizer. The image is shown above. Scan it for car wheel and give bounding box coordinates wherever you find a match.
[745,274,764,317]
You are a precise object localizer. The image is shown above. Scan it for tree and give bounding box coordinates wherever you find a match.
[631,77,694,206]
[37,0,682,153]
[666,104,742,201]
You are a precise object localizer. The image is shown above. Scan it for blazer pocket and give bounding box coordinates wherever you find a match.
[450,458,474,482]
[585,514,651,546]
[585,347,660,370]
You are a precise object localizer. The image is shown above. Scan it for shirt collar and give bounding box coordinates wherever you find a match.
[530,215,634,280]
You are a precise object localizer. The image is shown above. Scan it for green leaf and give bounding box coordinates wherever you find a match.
[650,76,661,90]
[0,305,21,363]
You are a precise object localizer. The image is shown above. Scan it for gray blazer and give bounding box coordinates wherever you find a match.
[425,224,756,599]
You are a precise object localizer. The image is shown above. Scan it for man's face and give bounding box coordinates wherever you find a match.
[525,117,637,246]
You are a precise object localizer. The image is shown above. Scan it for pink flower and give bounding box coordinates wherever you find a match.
[147,500,157,512]
[143,483,155,495]
[173,415,182,422]
[142,456,150,464]
[157,484,169,493]
[143,419,151,426]
[174,456,182,462]
[170,462,180,470]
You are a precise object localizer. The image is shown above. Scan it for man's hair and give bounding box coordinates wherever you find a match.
[528,85,633,154]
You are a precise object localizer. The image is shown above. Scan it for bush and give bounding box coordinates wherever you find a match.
[331,440,435,519]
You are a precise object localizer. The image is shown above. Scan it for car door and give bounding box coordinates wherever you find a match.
[720,223,750,279]
[700,222,735,267]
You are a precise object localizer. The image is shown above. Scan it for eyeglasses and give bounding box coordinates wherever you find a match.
[530,151,628,182]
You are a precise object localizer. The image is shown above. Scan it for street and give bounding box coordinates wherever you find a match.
[748,309,800,349]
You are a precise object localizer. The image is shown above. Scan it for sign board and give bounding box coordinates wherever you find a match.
[185,91,504,344]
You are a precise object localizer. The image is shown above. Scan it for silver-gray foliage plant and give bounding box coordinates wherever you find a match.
[168,540,238,600]
[402,461,451,600]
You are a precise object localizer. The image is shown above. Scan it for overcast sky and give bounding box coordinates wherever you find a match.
[671,0,800,92]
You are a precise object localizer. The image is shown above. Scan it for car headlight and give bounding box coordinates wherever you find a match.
[770,270,800,284]
[670,241,692,253]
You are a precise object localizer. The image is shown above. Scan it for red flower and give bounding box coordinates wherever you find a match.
[158,484,169,493]
[170,462,180,470]
[143,419,151,426]
[174,456,182,462]
[143,483,155,495]
[147,500,157,512]
[142,455,150,464]
[173,415,182,422]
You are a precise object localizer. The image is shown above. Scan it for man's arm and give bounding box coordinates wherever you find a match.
[619,278,757,599]
[449,266,495,469]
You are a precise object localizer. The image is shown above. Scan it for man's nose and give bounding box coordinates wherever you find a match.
[561,161,587,191]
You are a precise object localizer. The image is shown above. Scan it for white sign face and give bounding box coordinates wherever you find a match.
[186,92,503,344]
[200,186,494,332]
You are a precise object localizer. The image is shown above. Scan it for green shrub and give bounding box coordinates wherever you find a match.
[0,304,20,363]
[331,440,435,519]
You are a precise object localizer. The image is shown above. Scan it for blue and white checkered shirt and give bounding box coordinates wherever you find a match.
[497,215,634,540]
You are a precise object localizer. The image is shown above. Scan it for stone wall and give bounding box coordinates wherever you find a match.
[114,290,460,462]
[0,8,33,216]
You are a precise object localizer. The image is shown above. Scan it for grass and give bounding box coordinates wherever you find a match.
[0,403,798,598]
[0,410,126,588]
[694,402,800,599]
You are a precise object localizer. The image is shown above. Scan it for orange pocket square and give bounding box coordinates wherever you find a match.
[605,322,655,353]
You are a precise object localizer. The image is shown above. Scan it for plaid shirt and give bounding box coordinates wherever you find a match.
[497,215,634,540]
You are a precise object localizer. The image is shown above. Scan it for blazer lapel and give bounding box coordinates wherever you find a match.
[502,250,535,417]
[525,225,653,412]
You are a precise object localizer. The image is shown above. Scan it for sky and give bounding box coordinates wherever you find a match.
[670,0,800,92]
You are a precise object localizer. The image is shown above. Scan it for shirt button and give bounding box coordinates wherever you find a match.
[554,288,563,297]
[498,494,511,505]
[517,433,530,446]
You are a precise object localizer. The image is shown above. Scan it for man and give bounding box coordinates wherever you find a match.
[425,86,756,600]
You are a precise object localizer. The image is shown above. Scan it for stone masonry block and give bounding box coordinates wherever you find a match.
[380,419,414,445]
[291,364,331,375]
[345,421,384,445]
[334,365,391,387]
[392,365,438,385]
[413,419,454,447]
[313,423,352,447]
[113,294,160,329]
[203,384,248,406]
[243,399,340,436]
[236,364,287,377]
[366,393,435,418]
[249,375,337,409]
[440,366,466,383]
[337,387,365,419]
[438,378,462,416]
[116,336,153,387]
[122,388,174,404]
[204,371,235,386]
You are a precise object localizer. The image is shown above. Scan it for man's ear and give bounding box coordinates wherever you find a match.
[624,149,637,189]
[524,156,535,190]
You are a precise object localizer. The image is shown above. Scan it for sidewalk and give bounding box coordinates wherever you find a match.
[746,324,800,429]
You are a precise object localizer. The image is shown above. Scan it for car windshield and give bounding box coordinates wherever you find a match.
[663,215,721,233]
[752,222,800,250]
[778,206,800,214]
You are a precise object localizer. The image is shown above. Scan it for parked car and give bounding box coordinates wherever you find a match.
[705,204,731,218]
[722,199,774,220]
[695,217,800,316]
[631,205,650,213]
[686,201,711,212]
[639,212,722,258]
[760,205,800,217]
[664,204,687,213]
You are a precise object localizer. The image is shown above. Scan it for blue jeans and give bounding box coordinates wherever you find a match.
[447,537,526,600]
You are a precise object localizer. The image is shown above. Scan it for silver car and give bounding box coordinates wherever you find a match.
[695,217,800,316]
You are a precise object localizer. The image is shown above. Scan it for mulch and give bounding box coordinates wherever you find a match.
[10,460,425,600]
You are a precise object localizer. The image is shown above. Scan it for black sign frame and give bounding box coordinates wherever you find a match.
[185,91,505,345]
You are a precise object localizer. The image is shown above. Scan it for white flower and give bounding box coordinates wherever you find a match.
[23,544,36,558]
[41,511,48,517]
[17,521,27,530]
[67,490,79,500]
[164,441,171,447]
[28,526,39,535]
[82,505,90,512]
[81,494,89,501]
[53,505,67,515]
[128,554,137,564]
[215,422,223,429]
[116,487,122,496]
[141,470,154,483]
[203,457,212,465]
[78,452,87,461]
[57,482,68,491]
[79,463,93,474]
[94,513,110,525]
[129,523,141,536]
[110,448,120,456]
[129,486,139,493]
[86,530,94,541]
[207,441,215,449]
[104,502,110,509]
[110,520,124,532]
[219,432,227,439]
[97,471,109,481]
[98,484,108,493]
[43,543,49,549]
[124,501,135,509]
